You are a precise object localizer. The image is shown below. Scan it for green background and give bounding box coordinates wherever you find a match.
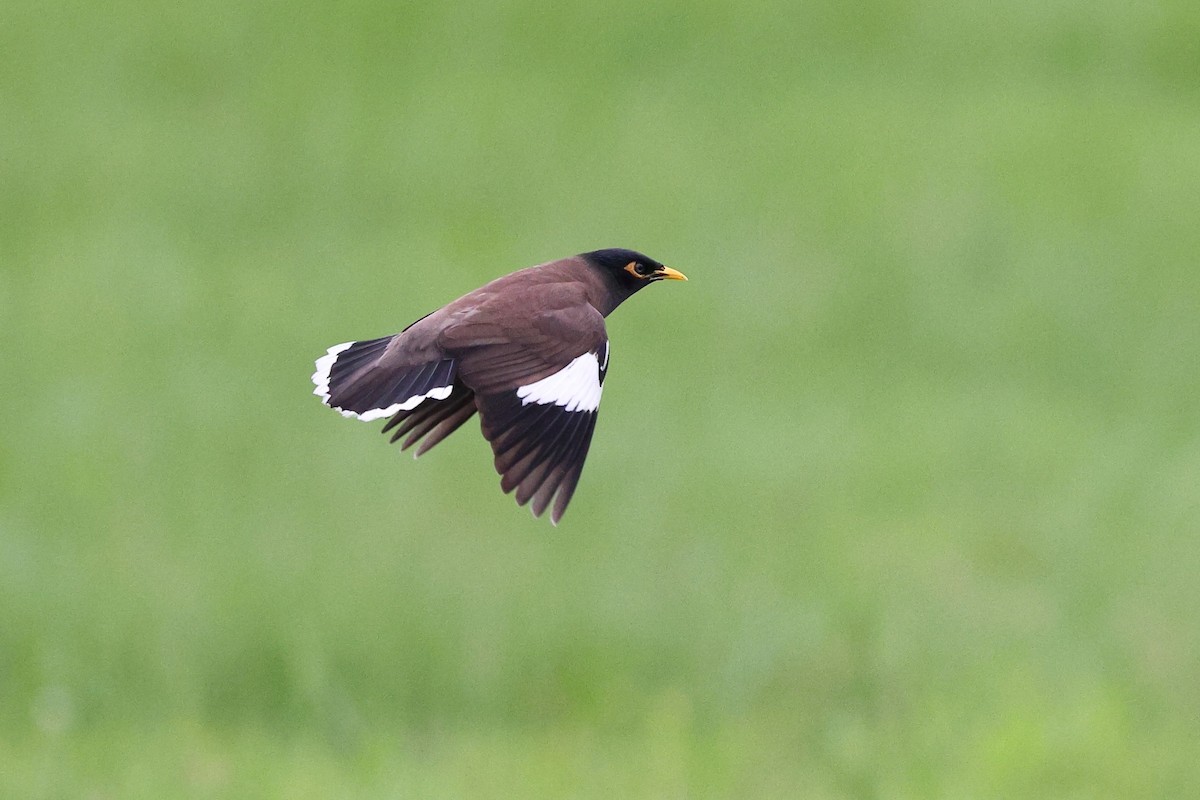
[4,1,1199,796]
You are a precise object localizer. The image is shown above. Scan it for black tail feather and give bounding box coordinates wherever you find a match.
[312,338,458,422]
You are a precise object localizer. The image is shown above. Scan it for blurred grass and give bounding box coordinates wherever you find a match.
[3,0,1200,796]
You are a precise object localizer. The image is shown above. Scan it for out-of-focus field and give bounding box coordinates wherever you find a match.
[3,1,1199,796]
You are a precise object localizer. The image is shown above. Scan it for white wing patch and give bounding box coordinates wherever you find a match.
[516,351,603,413]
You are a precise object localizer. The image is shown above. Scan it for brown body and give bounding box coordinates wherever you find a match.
[389,257,611,393]
[313,248,685,523]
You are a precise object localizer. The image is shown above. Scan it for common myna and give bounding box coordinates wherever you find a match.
[312,248,687,524]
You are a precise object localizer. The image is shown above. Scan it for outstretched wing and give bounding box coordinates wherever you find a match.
[379,380,477,457]
[445,302,610,524]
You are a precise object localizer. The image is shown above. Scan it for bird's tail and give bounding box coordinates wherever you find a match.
[312,336,458,422]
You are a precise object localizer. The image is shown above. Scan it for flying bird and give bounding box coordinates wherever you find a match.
[312,248,687,524]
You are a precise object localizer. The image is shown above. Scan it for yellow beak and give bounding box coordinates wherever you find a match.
[657,266,688,281]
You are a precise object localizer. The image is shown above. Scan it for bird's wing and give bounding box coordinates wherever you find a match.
[441,302,610,524]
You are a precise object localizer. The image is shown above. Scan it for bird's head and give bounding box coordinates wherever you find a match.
[582,248,688,298]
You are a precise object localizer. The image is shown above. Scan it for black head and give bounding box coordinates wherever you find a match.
[581,248,688,295]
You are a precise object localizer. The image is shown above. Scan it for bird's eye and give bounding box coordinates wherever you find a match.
[624,261,656,280]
